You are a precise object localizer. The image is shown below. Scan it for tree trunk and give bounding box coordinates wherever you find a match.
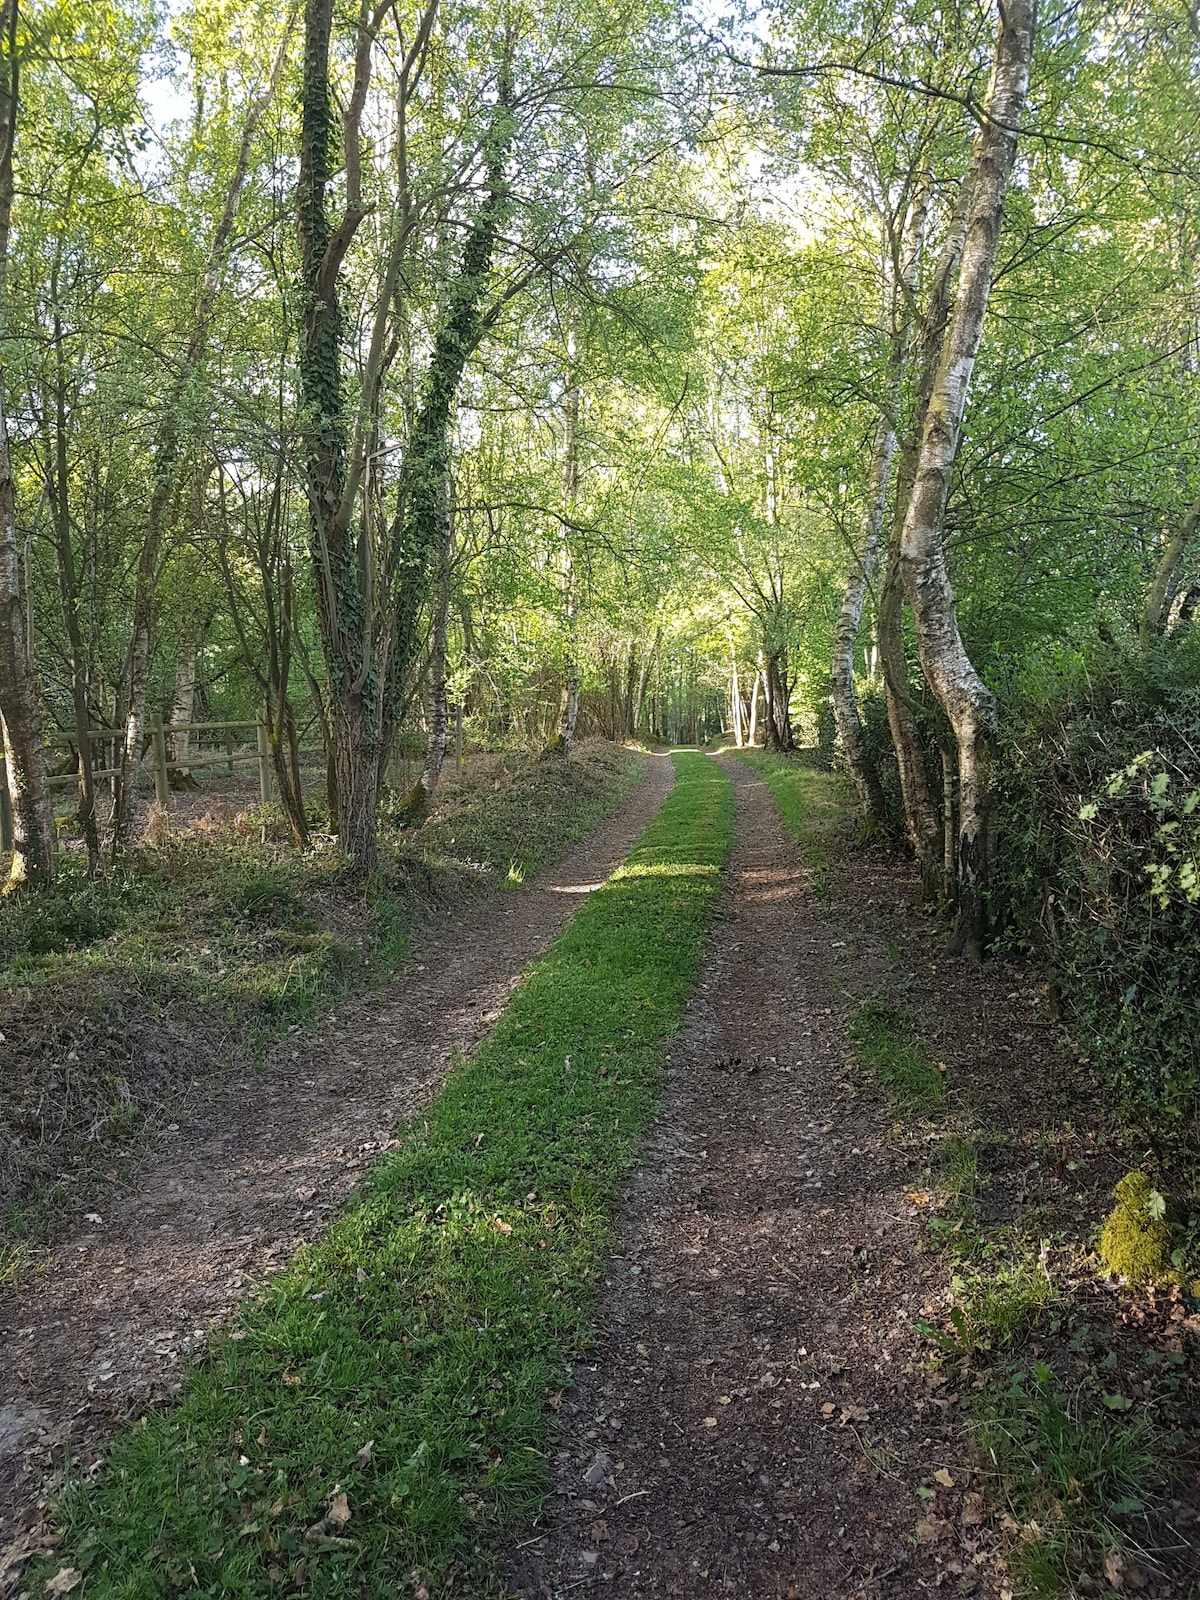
[632,626,659,735]
[1142,491,1200,646]
[168,620,198,788]
[879,514,942,895]
[400,546,449,823]
[748,668,761,747]
[387,59,516,731]
[832,415,894,822]
[729,638,744,748]
[47,300,99,872]
[297,0,381,870]
[0,0,54,891]
[898,0,1037,956]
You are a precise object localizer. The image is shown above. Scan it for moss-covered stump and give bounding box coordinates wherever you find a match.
[1098,1170,1173,1286]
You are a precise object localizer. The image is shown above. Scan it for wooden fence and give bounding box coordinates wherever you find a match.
[0,713,320,854]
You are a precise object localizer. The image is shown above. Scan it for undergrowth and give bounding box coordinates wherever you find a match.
[416,738,643,881]
[43,750,733,1598]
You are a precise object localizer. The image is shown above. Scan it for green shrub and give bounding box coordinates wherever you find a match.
[991,631,1200,1140]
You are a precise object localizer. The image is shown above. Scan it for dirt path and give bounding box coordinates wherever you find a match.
[0,753,675,1569]
[511,754,994,1600]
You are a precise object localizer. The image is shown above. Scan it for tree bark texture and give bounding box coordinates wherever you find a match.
[832,415,895,821]
[898,0,1037,956]
[0,0,55,891]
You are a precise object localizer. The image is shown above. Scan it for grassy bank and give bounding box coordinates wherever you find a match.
[44,751,733,1598]
[0,742,642,1259]
[745,745,1193,1596]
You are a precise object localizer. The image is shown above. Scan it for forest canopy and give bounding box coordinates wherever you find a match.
[0,0,1197,1125]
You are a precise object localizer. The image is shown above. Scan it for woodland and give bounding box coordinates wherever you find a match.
[2,0,1200,1595]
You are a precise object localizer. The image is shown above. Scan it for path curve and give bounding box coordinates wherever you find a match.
[0,752,675,1570]
[512,753,977,1600]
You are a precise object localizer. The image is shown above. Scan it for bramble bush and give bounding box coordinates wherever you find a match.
[991,632,1200,1144]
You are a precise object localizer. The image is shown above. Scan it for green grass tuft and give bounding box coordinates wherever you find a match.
[977,1362,1160,1597]
[47,751,734,1598]
[848,997,943,1113]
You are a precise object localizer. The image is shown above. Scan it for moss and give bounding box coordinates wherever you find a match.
[1098,1170,1173,1286]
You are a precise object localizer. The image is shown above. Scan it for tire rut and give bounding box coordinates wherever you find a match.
[511,753,983,1600]
[0,752,675,1568]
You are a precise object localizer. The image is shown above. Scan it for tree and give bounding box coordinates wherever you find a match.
[0,0,54,890]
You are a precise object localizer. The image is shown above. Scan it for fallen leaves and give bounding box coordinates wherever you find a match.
[914,1515,952,1544]
[1105,1548,1147,1591]
[44,1570,82,1596]
[306,1487,353,1546]
[933,1467,955,1488]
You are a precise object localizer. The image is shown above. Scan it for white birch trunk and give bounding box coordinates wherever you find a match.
[898,0,1037,955]
[832,417,895,817]
[169,622,197,784]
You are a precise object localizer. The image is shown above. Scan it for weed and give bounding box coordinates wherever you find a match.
[938,1133,979,1206]
[955,1255,1055,1349]
[849,997,943,1113]
[977,1362,1160,1597]
[44,752,735,1597]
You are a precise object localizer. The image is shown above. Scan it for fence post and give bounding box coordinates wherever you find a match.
[257,710,272,804]
[150,714,171,813]
[225,731,234,778]
[0,756,12,855]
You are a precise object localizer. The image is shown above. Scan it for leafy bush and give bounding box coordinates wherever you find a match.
[0,865,127,958]
[991,632,1200,1142]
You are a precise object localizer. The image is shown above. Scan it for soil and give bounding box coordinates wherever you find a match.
[509,753,991,1600]
[0,752,675,1585]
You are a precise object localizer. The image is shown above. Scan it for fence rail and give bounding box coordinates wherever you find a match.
[1,712,324,854]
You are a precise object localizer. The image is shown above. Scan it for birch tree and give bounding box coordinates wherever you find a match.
[897,0,1037,954]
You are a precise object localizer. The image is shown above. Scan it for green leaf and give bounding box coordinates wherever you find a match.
[1100,1392,1133,1411]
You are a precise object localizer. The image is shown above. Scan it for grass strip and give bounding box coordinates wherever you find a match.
[49,750,733,1599]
